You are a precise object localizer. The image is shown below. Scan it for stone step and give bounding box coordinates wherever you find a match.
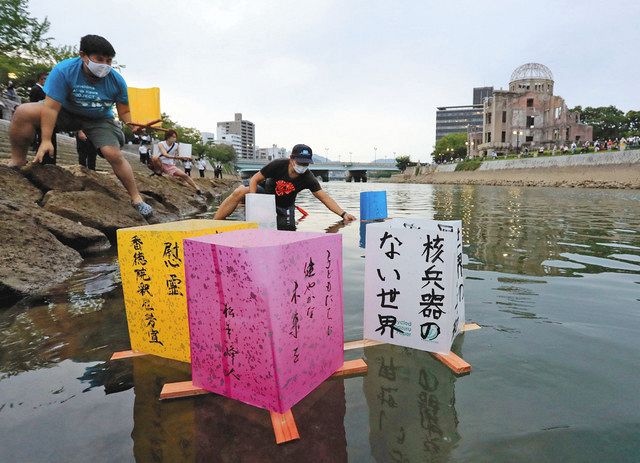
[0,118,213,176]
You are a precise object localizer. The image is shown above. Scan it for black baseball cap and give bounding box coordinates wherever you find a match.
[291,144,314,164]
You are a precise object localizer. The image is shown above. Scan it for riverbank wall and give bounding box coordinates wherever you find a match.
[388,150,640,189]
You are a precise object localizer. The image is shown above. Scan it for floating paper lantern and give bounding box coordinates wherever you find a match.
[360,191,388,221]
[117,219,257,363]
[364,218,465,354]
[184,229,344,412]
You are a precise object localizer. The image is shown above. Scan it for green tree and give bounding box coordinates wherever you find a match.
[626,110,640,136]
[395,155,411,172]
[574,106,628,140]
[431,132,467,163]
[0,0,52,57]
[1,0,77,96]
[200,143,237,164]
[158,113,203,145]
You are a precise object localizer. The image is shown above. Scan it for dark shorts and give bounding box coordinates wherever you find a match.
[54,106,125,149]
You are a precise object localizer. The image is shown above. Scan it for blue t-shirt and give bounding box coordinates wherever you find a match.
[44,57,128,119]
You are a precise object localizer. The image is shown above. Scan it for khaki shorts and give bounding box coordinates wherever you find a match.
[54,106,125,149]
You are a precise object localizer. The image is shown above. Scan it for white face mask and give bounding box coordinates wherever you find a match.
[85,58,112,78]
[293,163,308,174]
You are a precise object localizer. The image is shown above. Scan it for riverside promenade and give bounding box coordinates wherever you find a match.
[391,150,640,189]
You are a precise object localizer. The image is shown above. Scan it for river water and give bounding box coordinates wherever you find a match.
[1,183,639,462]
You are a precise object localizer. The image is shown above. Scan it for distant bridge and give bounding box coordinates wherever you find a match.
[235,159,399,182]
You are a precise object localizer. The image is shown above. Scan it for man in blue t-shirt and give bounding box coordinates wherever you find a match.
[8,35,153,218]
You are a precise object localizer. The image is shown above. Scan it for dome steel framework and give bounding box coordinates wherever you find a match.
[510,63,554,83]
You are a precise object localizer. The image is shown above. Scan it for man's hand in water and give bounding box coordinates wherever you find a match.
[342,213,357,223]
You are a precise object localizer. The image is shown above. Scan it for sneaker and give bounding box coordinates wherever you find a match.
[133,201,153,218]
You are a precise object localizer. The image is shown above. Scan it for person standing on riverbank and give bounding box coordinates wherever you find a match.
[76,130,98,170]
[197,157,207,177]
[28,73,47,102]
[214,144,356,229]
[4,81,19,102]
[183,157,192,176]
[8,34,154,218]
[138,142,150,164]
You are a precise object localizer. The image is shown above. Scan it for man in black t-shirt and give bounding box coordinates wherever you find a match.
[214,144,356,229]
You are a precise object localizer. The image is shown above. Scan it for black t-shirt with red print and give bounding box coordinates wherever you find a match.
[260,159,321,208]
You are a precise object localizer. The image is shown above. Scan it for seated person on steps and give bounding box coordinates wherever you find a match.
[153,130,202,195]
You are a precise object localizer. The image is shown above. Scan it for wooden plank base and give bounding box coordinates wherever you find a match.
[110,350,149,361]
[331,359,368,378]
[430,351,472,375]
[343,339,384,351]
[160,381,209,400]
[160,359,368,400]
[270,409,300,444]
[343,323,481,352]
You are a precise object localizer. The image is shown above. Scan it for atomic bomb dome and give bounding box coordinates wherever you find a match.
[469,62,593,157]
[510,63,554,83]
[509,63,554,94]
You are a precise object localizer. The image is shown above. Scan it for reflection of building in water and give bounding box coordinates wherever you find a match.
[194,379,348,461]
[433,186,561,277]
[470,63,592,157]
[431,185,635,278]
[131,357,196,462]
[130,355,348,462]
[0,288,127,376]
[364,344,461,462]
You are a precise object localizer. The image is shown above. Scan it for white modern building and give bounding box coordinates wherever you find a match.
[255,145,288,161]
[214,126,242,155]
[217,113,255,159]
[200,131,216,144]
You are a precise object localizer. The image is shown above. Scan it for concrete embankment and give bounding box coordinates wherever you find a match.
[390,150,640,189]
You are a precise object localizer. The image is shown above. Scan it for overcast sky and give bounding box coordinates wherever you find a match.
[29,0,640,162]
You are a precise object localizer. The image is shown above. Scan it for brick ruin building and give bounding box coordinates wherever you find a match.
[470,63,592,157]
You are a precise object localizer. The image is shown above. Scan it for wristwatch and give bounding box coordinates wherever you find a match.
[340,211,347,218]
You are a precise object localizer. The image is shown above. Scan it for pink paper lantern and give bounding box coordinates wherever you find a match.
[184,229,344,413]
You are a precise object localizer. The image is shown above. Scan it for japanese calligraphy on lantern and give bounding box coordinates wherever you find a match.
[117,219,258,363]
[364,218,465,354]
[183,229,344,413]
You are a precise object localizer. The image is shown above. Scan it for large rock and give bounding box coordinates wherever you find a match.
[21,163,84,192]
[42,189,146,238]
[64,165,131,202]
[34,210,111,255]
[134,174,208,216]
[0,166,111,255]
[0,156,241,306]
[0,202,82,305]
[0,165,42,206]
